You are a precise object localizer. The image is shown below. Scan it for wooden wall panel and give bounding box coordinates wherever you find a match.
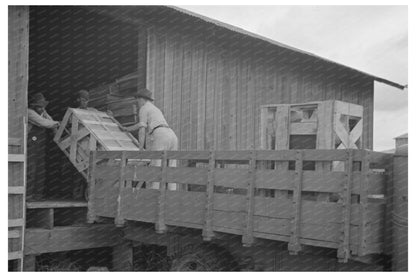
[8,6,28,140]
[146,27,374,151]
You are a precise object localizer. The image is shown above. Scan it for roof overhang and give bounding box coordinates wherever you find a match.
[170,6,406,90]
[85,5,406,90]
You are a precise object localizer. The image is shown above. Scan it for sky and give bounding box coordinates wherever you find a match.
[180,5,408,151]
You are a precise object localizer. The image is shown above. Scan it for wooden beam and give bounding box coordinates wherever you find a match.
[24,225,123,255]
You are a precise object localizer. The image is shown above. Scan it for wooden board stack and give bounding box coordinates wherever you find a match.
[89,72,139,126]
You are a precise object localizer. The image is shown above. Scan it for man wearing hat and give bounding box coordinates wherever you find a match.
[75,89,98,112]
[27,93,60,201]
[122,88,178,190]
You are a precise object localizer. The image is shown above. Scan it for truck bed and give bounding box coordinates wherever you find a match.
[87,149,392,262]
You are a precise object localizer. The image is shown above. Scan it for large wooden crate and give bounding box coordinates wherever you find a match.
[260,100,363,151]
[53,108,141,179]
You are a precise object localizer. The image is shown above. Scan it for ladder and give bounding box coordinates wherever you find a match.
[8,118,27,271]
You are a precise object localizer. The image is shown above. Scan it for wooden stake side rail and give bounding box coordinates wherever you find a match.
[88,149,392,262]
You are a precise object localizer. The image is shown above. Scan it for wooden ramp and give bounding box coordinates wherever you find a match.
[54,108,142,179]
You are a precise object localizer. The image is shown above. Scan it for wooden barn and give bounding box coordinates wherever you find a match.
[8,5,405,271]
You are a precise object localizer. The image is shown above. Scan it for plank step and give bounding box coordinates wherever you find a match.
[8,186,25,194]
[9,218,24,227]
[8,154,25,163]
[8,251,23,261]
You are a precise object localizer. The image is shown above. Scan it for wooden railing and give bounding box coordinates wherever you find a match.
[87,149,392,262]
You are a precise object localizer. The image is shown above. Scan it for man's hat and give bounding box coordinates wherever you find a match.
[133,88,154,101]
[77,90,89,100]
[29,93,49,108]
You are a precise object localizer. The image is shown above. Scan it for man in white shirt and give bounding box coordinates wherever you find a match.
[27,93,59,201]
[122,88,178,190]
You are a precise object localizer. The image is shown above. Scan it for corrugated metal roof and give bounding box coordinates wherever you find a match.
[171,6,406,90]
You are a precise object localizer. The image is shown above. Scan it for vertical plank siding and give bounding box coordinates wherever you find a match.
[146,27,374,151]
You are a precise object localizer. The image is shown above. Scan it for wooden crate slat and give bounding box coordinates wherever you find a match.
[290,122,317,135]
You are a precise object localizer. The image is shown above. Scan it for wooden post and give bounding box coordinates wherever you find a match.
[115,151,127,227]
[87,150,98,223]
[203,151,215,241]
[112,240,133,271]
[358,150,370,256]
[338,150,353,262]
[242,151,256,246]
[155,151,167,234]
[288,150,303,254]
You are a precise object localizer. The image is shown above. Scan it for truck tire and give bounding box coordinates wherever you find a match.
[170,243,239,271]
